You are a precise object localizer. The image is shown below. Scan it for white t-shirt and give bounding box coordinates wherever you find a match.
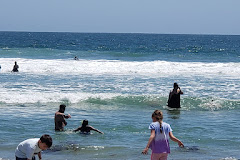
[15,138,42,159]
[149,121,173,153]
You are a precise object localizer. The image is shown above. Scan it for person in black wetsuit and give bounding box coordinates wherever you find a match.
[74,119,104,134]
[12,61,19,72]
[167,83,183,108]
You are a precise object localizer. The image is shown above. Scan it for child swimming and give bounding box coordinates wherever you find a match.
[74,120,104,134]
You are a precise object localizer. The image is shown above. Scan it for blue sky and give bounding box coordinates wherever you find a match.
[0,0,239,35]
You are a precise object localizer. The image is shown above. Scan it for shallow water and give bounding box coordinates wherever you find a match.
[0,103,240,160]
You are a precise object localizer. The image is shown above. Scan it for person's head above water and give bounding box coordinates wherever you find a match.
[59,104,66,113]
[174,83,178,89]
[82,119,88,127]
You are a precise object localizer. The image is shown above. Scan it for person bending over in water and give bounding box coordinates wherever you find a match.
[54,104,71,131]
[167,83,183,108]
[15,134,52,160]
[74,119,104,134]
[142,110,184,160]
[12,61,19,72]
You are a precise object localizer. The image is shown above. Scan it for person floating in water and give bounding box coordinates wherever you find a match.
[74,119,104,134]
[54,104,71,131]
[12,61,19,72]
[74,56,79,60]
[167,83,183,108]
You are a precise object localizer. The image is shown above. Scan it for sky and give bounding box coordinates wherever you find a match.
[0,0,240,35]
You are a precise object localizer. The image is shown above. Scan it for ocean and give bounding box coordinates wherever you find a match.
[0,32,240,160]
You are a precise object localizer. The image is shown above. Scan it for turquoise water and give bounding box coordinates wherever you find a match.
[0,32,240,160]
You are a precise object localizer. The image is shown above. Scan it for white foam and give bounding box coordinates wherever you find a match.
[220,157,238,160]
[0,58,239,104]
[0,58,239,77]
[0,87,121,104]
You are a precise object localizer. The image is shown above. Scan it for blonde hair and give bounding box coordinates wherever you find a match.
[152,110,163,133]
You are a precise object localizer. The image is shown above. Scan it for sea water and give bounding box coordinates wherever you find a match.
[0,32,240,160]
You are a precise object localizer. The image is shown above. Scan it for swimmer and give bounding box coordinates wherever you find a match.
[74,119,104,134]
[12,61,19,72]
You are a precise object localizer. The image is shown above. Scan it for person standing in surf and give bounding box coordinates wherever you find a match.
[142,110,184,160]
[54,104,71,131]
[167,83,183,108]
[12,61,19,72]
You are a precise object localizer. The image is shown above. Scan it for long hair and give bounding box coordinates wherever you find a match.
[152,110,163,133]
[174,83,178,89]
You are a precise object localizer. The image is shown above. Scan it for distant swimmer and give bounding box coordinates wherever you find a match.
[167,83,183,108]
[12,61,19,72]
[54,104,71,131]
[74,56,79,60]
[74,119,104,134]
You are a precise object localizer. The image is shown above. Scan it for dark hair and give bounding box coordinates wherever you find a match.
[174,83,178,89]
[59,104,66,113]
[40,134,52,148]
[82,119,88,127]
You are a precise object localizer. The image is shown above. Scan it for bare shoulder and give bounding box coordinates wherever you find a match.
[55,111,64,115]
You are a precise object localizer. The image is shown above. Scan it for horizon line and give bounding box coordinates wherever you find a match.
[0,30,240,36]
